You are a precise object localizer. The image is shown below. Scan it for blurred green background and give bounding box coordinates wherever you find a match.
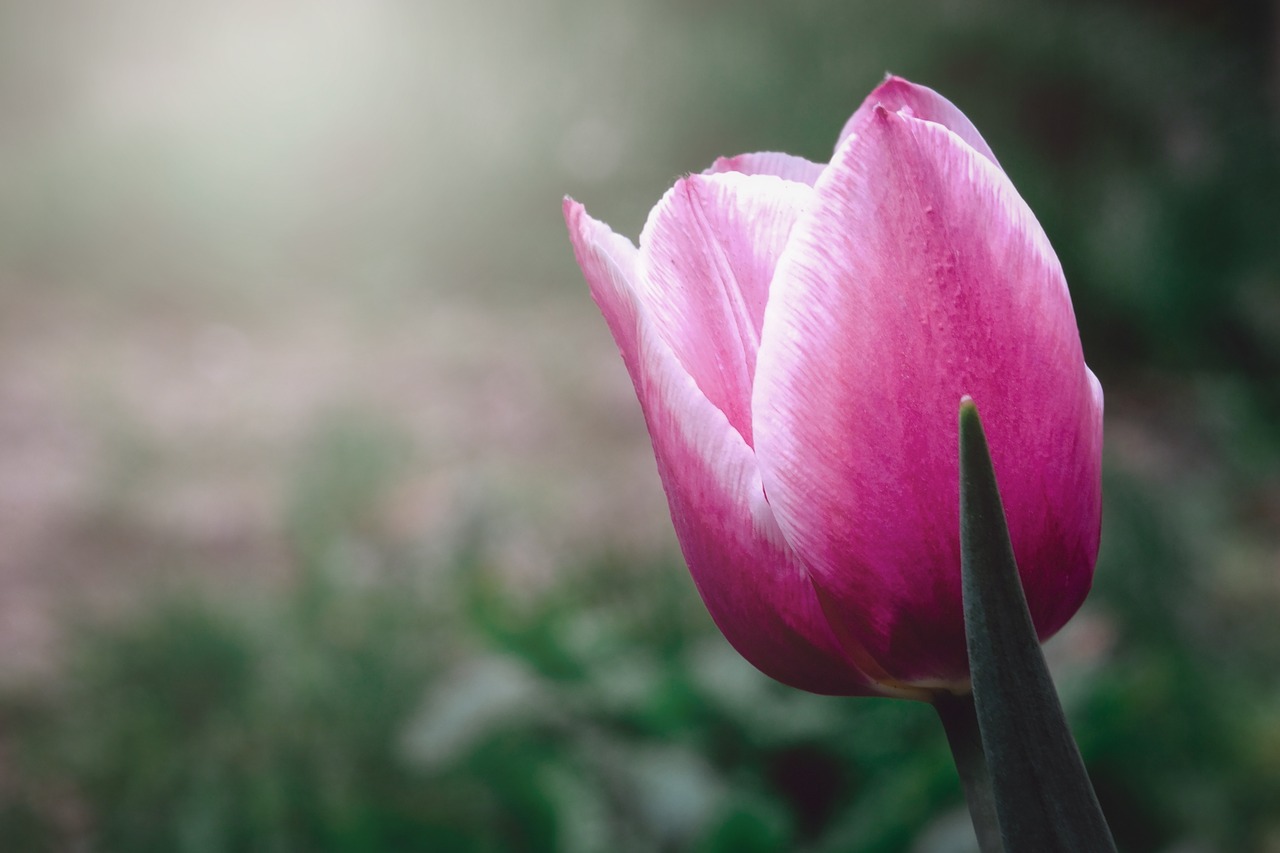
[0,0,1277,850]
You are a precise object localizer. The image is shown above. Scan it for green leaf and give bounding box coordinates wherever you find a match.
[958,398,1116,852]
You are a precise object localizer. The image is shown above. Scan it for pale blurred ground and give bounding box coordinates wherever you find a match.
[0,0,711,676]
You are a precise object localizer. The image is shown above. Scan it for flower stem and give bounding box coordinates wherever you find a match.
[934,691,1004,853]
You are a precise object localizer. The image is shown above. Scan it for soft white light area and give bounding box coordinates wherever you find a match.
[0,0,676,293]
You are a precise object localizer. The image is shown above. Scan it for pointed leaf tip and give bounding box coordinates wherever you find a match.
[959,401,1116,852]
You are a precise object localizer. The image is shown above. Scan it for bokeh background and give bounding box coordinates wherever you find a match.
[0,0,1277,850]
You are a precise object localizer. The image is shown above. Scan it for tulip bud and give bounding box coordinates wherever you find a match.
[564,76,1103,698]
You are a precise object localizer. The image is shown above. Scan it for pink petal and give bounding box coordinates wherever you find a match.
[562,200,643,379]
[564,198,885,696]
[838,75,1000,168]
[753,108,1103,687]
[705,152,826,186]
[636,173,812,447]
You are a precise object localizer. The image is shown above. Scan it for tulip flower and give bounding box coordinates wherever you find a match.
[563,76,1103,700]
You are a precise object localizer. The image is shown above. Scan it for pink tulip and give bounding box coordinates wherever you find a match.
[564,76,1103,698]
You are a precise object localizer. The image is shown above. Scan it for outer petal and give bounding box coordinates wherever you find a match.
[838,75,1001,168]
[565,198,881,696]
[705,152,825,186]
[753,108,1102,687]
[636,173,812,447]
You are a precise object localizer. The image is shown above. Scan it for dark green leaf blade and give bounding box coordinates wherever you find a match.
[958,398,1116,852]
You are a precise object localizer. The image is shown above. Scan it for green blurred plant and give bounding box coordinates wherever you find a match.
[2,472,1278,852]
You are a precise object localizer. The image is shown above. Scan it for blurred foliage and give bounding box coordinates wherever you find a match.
[0,0,1277,851]
[3,408,1280,852]
[1,492,1279,851]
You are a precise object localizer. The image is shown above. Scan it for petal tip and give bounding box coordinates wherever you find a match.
[873,74,917,95]
[707,155,737,173]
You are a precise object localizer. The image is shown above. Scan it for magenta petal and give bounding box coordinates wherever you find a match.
[565,198,882,696]
[838,76,1000,168]
[705,152,826,186]
[753,108,1103,687]
[636,173,811,446]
